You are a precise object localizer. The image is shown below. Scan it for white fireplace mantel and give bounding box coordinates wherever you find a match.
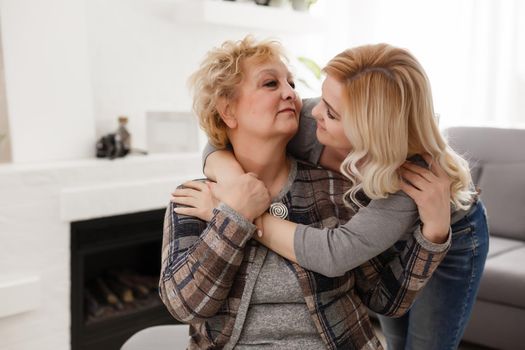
[0,153,201,350]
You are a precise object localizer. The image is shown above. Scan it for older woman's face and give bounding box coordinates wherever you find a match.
[232,57,301,141]
[312,74,352,150]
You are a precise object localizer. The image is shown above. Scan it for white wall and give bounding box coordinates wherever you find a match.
[0,0,95,163]
[0,25,10,163]
[0,0,325,163]
[1,0,524,164]
[86,0,324,153]
[324,0,525,128]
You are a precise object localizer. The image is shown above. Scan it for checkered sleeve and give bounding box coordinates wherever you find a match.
[354,225,451,317]
[159,199,256,324]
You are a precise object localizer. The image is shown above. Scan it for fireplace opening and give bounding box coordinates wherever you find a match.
[71,209,179,350]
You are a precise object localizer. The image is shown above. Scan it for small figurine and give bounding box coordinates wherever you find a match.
[96,116,131,159]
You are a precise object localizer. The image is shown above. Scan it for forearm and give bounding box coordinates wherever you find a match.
[203,149,244,182]
[255,213,298,263]
[295,191,419,277]
[159,203,255,323]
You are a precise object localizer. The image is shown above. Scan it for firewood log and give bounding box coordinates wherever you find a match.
[95,277,124,310]
[107,269,149,298]
[105,275,134,303]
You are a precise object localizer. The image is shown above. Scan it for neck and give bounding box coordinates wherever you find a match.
[231,136,290,198]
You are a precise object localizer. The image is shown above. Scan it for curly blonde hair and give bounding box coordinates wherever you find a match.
[324,43,475,210]
[188,36,287,148]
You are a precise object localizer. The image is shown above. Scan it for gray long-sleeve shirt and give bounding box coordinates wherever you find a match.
[202,97,467,278]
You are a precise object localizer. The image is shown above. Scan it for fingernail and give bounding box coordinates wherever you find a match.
[257,229,263,237]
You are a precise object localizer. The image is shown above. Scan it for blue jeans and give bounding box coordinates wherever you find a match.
[377,200,489,350]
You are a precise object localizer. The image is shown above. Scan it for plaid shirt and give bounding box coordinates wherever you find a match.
[160,160,450,349]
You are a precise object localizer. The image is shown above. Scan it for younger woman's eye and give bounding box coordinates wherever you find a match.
[326,108,336,120]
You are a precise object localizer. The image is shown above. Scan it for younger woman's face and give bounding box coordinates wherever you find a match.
[312,74,352,150]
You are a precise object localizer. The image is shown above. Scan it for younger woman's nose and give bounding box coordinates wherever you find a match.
[311,100,323,120]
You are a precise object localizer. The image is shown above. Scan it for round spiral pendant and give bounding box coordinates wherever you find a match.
[269,202,288,219]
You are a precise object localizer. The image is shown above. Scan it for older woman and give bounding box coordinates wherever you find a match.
[159,37,450,349]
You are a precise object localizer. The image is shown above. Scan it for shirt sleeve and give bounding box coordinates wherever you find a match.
[286,97,324,165]
[294,156,436,278]
[159,197,256,324]
[294,190,420,277]
[354,225,451,317]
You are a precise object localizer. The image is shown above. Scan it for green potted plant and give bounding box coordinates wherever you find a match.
[293,55,323,97]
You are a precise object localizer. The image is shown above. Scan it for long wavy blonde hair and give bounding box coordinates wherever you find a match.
[324,43,475,210]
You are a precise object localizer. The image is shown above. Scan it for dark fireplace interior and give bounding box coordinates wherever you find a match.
[71,209,179,350]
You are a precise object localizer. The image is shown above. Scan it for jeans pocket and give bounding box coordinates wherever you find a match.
[452,225,473,237]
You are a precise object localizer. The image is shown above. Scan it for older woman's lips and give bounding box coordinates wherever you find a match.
[278,108,296,115]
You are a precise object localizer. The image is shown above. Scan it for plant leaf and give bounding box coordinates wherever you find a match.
[298,56,322,80]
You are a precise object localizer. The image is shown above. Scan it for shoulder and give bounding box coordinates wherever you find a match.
[295,159,348,182]
[293,159,350,197]
[174,178,209,191]
[172,178,209,225]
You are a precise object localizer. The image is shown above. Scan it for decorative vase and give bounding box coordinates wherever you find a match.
[291,0,310,11]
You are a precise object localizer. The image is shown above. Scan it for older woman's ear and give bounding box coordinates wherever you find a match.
[217,97,237,129]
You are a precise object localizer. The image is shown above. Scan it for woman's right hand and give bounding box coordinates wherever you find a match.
[211,173,271,222]
[399,154,452,243]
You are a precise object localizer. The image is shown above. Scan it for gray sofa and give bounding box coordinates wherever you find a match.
[445,127,525,350]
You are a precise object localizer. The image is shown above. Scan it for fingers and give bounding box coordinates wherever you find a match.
[172,188,196,197]
[399,167,431,191]
[402,162,436,183]
[171,196,197,208]
[399,179,421,202]
[173,207,198,216]
[182,180,208,191]
[172,181,212,198]
[421,153,449,180]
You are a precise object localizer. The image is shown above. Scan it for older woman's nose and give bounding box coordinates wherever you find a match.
[281,83,296,100]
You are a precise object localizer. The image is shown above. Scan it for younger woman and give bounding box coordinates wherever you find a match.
[178,43,489,350]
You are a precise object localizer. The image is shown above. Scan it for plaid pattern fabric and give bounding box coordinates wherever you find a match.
[159,161,449,349]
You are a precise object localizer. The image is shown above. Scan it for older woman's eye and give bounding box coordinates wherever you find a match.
[288,81,296,89]
[264,80,278,88]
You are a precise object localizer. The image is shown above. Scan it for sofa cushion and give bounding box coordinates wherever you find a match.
[477,246,525,308]
[477,162,525,241]
[487,236,525,258]
[445,127,525,164]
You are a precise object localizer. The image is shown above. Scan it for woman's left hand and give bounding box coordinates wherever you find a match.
[399,154,452,243]
[171,181,218,221]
